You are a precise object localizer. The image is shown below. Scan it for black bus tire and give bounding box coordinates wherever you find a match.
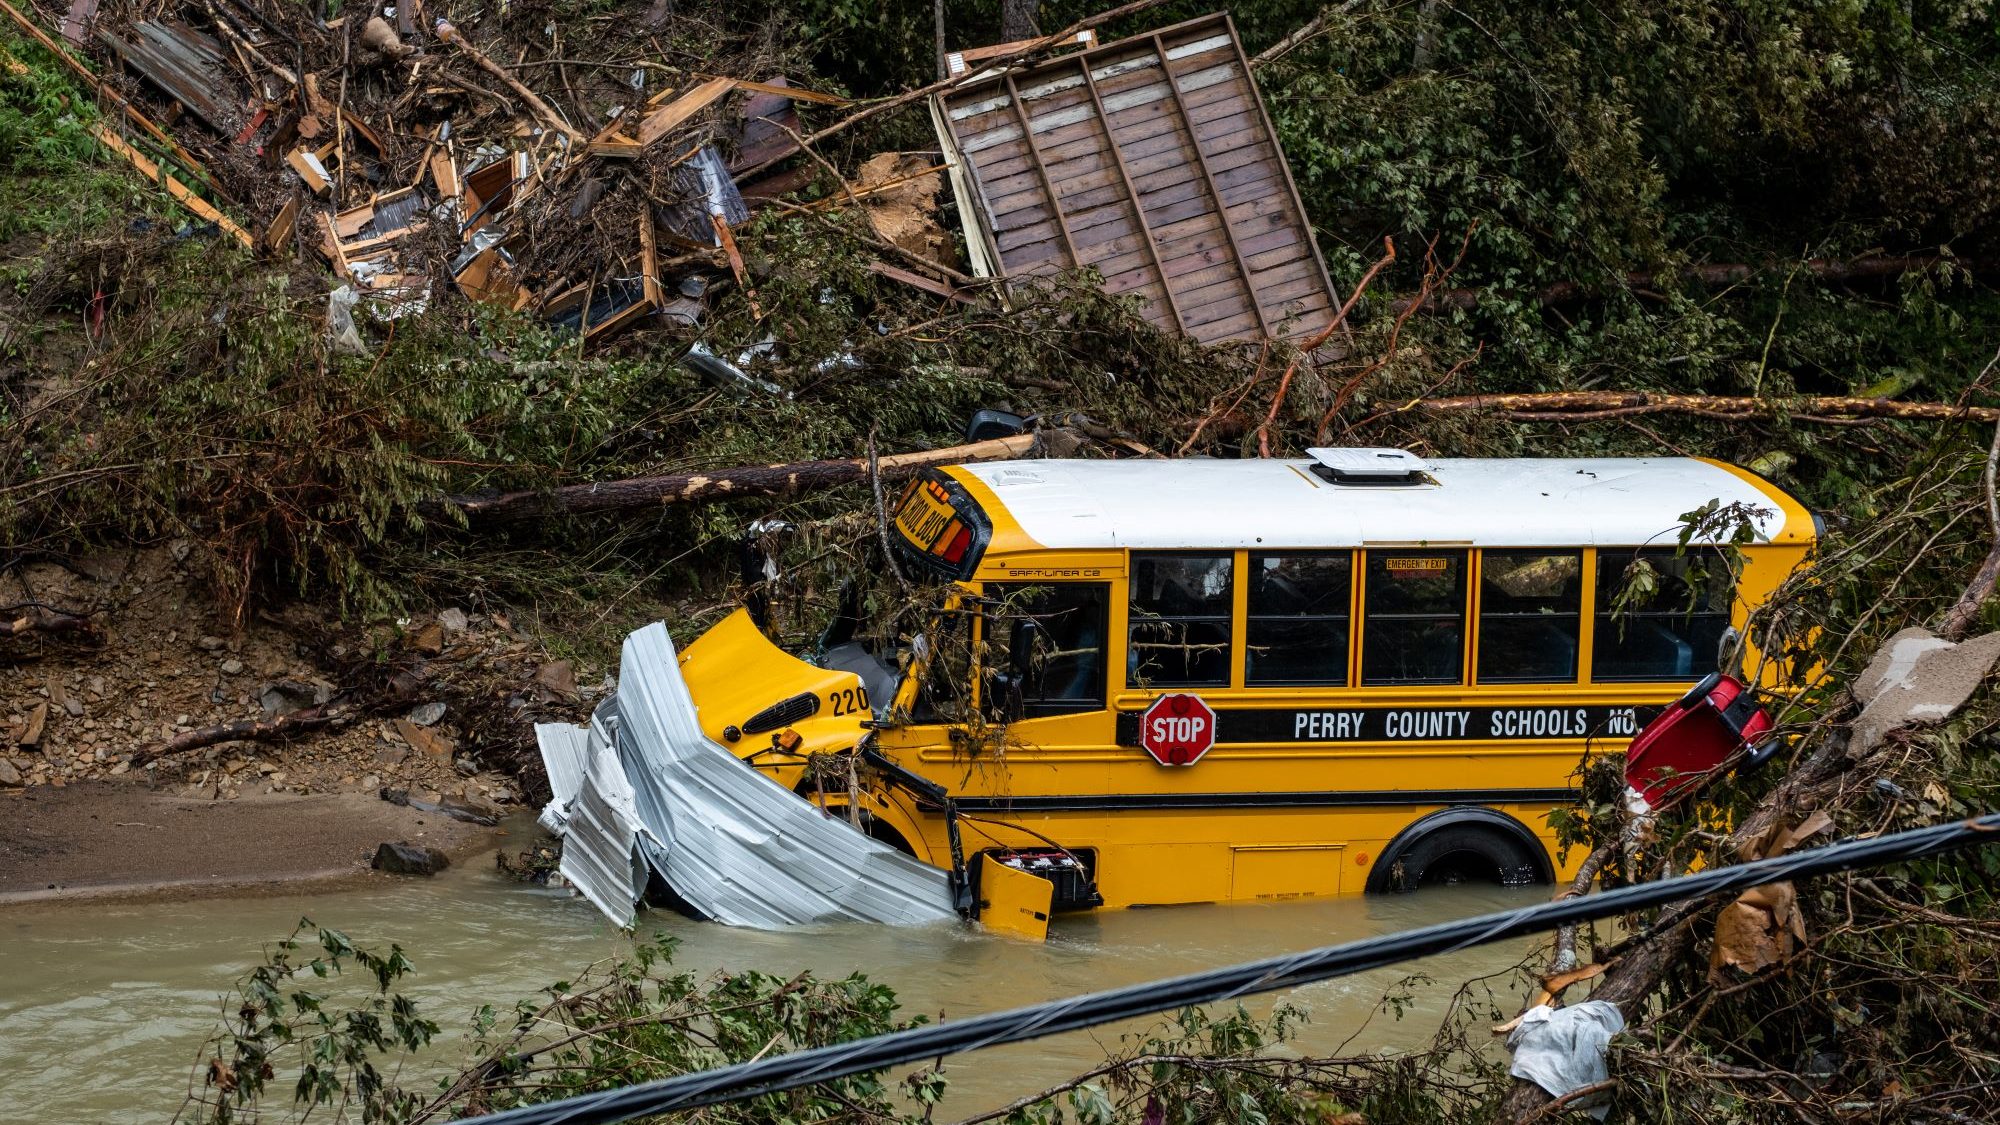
[1367,810,1553,894]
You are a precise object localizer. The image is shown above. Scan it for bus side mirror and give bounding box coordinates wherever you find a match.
[1009,618,1042,679]
[982,618,1039,722]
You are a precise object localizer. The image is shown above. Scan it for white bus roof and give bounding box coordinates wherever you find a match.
[951,456,1808,551]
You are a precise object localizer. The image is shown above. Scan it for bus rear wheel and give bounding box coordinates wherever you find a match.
[1367,810,1552,894]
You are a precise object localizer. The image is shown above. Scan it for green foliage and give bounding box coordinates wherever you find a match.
[179,926,939,1124]
[179,919,439,1125]
[0,32,211,246]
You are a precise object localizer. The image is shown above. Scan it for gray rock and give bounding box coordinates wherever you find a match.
[260,680,317,716]
[62,698,84,718]
[372,841,450,877]
[197,635,226,651]
[220,658,244,676]
[0,759,20,786]
[438,607,470,634]
[407,701,447,727]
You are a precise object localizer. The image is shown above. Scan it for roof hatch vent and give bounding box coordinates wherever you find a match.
[1305,447,1431,486]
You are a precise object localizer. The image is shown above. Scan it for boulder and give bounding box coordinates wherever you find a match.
[372,841,450,876]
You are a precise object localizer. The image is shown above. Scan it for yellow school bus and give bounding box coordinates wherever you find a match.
[675,449,1815,912]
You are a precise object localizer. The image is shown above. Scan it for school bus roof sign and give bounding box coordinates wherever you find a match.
[1140,694,1218,767]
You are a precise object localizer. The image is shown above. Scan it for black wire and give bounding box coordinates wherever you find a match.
[474,813,2000,1125]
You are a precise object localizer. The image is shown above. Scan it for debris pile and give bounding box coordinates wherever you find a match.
[16,0,860,347]
[8,0,1351,353]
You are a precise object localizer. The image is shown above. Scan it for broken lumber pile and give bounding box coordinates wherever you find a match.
[13,0,866,348]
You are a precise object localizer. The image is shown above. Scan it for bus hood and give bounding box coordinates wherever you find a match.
[676,608,877,758]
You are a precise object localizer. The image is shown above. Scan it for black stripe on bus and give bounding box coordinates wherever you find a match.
[933,787,1577,813]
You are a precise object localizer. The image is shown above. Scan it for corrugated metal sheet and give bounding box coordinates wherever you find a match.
[935,13,1340,345]
[562,739,652,925]
[102,20,243,135]
[534,721,591,825]
[537,623,957,929]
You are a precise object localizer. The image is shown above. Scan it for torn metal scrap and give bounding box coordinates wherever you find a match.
[535,623,957,928]
[933,12,1341,345]
[100,19,244,134]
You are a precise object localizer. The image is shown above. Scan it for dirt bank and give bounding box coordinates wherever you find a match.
[0,781,506,904]
[1,548,603,901]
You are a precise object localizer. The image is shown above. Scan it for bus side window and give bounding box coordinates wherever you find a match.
[1128,553,1233,687]
[985,583,1109,719]
[1477,551,1582,683]
[1593,549,1734,682]
[1247,553,1351,685]
[1361,551,1467,686]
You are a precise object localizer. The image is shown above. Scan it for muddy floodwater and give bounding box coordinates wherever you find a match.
[1,836,1544,1123]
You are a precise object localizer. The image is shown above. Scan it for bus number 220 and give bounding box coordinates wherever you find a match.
[829,686,870,717]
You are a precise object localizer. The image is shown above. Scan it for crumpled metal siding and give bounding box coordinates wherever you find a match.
[537,623,956,929]
[534,721,591,826]
[562,740,651,926]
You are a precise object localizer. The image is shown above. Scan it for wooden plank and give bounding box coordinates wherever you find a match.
[633,76,734,147]
[285,147,331,194]
[90,121,250,246]
[1219,11,1340,333]
[706,75,848,106]
[1003,73,1080,269]
[1060,202,1139,248]
[1187,308,1260,342]
[1243,240,1311,274]
[1075,55,1179,339]
[430,149,461,197]
[59,0,94,45]
[870,261,978,303]
[262,195,299,255]
[947,29,1096,75]
[1154,32,1266,338]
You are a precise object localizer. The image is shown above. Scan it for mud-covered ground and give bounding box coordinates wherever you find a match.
[0,782,506,902]
[2,548,600,896]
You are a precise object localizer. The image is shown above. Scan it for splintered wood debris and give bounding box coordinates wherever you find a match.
[11,0,1348,355]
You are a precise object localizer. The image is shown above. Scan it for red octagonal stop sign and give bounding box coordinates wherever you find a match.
[1139,693,1217,766]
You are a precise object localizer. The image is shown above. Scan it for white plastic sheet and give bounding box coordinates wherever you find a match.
[1506,1001,1625,1119]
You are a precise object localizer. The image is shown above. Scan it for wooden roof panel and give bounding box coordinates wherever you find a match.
[937,12,1339,345]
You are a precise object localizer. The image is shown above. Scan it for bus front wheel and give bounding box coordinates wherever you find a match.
[1366,808,1553,894]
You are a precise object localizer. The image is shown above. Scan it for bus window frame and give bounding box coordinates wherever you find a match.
[1588,546,1738,683]
[1355,548,1472,688]
[1241,550,1355,688]
[975,580,1114,720]
[1126,551,1237,690]
[1472,549,1586,686]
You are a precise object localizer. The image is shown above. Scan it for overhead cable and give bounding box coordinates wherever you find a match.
[473,812,2000,1125]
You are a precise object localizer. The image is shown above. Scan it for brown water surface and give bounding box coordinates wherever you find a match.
[0,841,1544,1122]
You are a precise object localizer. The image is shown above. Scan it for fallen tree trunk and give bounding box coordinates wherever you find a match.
[130,702,347,767]
[429,432,1040,526]
[1,605,96,639]
[1388,391,2000,426]
[1389,253,1975,315]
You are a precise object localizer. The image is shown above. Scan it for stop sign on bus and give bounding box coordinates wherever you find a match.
[1140,694,1217,766]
